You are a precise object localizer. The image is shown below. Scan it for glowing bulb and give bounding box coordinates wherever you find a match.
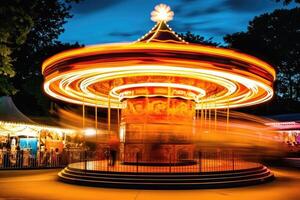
[151,4,174,22]
[84,128,96,136]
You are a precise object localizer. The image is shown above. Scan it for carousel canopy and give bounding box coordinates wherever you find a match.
[42,4,275,110]
[0,96,35,124]
[0,96,75,137]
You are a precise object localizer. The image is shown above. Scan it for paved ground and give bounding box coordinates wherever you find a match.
[0,167,299,200]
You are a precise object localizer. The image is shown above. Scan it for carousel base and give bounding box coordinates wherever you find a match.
[58,160,274,189]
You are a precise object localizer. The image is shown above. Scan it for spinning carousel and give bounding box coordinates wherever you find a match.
[42,4,276,189]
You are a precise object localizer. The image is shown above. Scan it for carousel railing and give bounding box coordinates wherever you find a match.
[0,149,260,172]
[70,150,261,173]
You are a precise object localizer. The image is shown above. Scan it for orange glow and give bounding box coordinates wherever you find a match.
[40,4,283,181]
[41,3,275,111]
[42,42,275,109]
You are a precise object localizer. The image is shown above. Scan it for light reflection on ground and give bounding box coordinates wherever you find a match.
[0,167,299,200]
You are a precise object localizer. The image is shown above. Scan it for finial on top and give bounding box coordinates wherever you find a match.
[151,4,174,23]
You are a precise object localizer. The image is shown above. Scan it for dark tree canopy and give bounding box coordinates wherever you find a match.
[0,0,82,116]
[12,0,74,76]
[13,41,82,116]
[0,1,35,95]
[179,32,220,46]
[225,8,300,113]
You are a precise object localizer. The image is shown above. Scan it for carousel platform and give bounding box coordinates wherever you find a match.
[58,160,274,189]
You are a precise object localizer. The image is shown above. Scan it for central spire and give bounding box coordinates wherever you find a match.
[151,4,174,23]
[136,4,187,44]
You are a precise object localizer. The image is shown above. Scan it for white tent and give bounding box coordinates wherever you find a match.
[0,96,74,137]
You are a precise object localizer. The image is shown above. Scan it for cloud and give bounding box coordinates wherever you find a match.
[172,23,194,32]
[180,0,198,2]
[184,7,224,17]
[176,0,276,18]
[108,30,144,38]
[201,6,225,14]
[188,20,215,26]
[173,22,233,37]
[198,27,231,36]
[222,0,274,12]
[171,19,216,32]
[172,5,184,14]
[183,10,200,17]
[71,0,124,14]
[172,0,200,14]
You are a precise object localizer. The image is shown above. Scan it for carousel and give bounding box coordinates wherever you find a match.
[42,4,277,189]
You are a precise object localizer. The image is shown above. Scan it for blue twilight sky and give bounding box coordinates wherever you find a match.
[59,0,295,45]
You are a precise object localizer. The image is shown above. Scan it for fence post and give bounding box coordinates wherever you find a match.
[136,152,139,173]
[232,151,235,171]
[107,151,109,172]
[169,153,171,173]
[198,151,202,173]
[84,150,87,171]
[67,150,70,165]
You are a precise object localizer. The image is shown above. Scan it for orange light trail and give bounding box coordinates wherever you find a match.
[41,3,283,169]
[42,42,275,109]
[42,2,275,111]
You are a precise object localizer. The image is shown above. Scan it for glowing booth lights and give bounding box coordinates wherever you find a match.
[84,128,97,136]
[0,121,75,137]
[266,121,300,130]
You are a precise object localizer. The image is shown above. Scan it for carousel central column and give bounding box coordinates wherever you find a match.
[120,92,196,165]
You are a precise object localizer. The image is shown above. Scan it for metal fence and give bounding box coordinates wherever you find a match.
[0,149,86,169]
[0,149,260,173]
[72,150,261,173]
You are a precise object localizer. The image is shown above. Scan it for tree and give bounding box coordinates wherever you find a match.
[13,41,82,116]
[0,0,81,116]
[179,31,220,46]
[224,8,300,103]
[0,1,34,95]
[11,0,75,77]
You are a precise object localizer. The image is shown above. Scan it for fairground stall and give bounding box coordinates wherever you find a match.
[0,96,79,168]
[266,113,300,148]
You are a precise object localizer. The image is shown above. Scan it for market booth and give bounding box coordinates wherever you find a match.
[266,113,300,147]
[0,96,75,155]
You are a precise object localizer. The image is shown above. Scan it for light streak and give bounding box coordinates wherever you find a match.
[42,4,275,111]
[43,64,273,109]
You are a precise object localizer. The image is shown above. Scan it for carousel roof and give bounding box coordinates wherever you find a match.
[0,96,35,124]
[42,4,275,110]
[137,5,186,44]
[0,96,75,136]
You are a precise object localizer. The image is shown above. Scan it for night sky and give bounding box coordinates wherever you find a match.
[59,0,295,45]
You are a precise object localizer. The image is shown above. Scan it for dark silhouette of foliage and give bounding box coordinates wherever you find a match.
[225,8,300,103]
[0,1,34,95]
[0,0,82,116]
[13,42,82,116]
[179,31,220,46]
